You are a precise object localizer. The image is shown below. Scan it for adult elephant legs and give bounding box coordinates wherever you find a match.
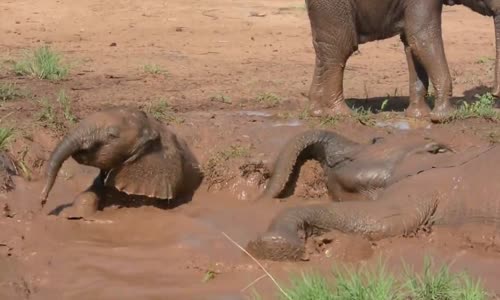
[306,0,356,117]
[493,15,500,97]
[404,1,453,122]
[401,34,431,118]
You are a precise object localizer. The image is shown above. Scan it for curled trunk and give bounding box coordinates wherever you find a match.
[257,129,358,200]
[40,126,93,206]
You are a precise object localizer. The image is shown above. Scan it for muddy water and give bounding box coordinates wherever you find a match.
[2,111,500,299]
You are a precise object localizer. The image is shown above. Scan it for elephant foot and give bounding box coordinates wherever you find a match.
[246,231,306,261]
[60,191,100,219]
[309,102,352,118]
[405,102,431,118]
[430,103,455,123]
[492,85,500,98]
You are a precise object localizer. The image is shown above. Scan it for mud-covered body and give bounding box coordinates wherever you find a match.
[40,107,201,217]
[259,129,450,202]
[247,144,497,261]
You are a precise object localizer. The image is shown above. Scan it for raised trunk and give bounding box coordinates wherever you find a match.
[257,129,358,200]
[40,126,94,206]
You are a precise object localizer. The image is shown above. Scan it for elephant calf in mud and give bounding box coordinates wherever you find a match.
[257,129,453,203]
[305,0,500,122]
[247,129,498,261]
[40,107,202,218]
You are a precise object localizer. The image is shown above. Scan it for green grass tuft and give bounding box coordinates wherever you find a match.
[36,98,57,126]
[352,106,376,126]
[256,92,282,107]
[281,272,335,300]
[0,83,24,102]
[404,257,487,300]
[14,46,69,80]
[452,92,499,121]
[332,263,403,300]
[143,64,168,76]
[0,127,14,151]
[210,94,232,104]
[145,99,183,123]
[56,89,77,123]
[252,258,488,300]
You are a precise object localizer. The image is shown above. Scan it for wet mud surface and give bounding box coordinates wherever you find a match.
[1,0,500,299]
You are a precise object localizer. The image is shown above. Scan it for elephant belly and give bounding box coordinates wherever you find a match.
[355,0,406,43]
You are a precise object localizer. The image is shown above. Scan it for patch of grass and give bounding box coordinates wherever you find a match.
[56,89,77,123]
[0,83,24,102]
[256,92,282,108]
[452,92,499,121]
[14,46,69,80]
[380,99,389,111]
[143,64,168,76]
[36,89,78,130]
[352,106,376,126]
[298,106,312,120]
[253,258,488,300]
[487,131,500,144]
[202,270,217,283]
[277,4,307,13]
[331,263,402,300]
[210,94,232,104]
[145,99,184,124]
[281,272,335,300]
[476,56,494,64]
[17,146,32,180]
[216,145,251,161]
[36,98,57,127]
[404,257,487,300]
[317,115,341,127]
[0,127,14,151]
[203,145,251,189]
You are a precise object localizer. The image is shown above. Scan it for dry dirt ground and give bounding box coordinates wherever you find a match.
[1,0,500,299]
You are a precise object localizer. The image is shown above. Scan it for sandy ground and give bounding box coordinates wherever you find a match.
[1,0,500,299]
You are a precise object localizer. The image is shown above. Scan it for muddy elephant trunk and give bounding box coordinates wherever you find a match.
[257,129,358,200]
[40,126,94,206]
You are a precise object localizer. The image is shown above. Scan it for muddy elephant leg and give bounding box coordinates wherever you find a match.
[305,0,356,117]
[493,15,500,97]
[401,34,431,118]
[404,2,453,123]
[60,171,106,219]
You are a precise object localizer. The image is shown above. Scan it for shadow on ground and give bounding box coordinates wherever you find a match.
[346,85,499,113]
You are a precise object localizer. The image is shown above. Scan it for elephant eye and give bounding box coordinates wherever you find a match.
[107,127,120,139]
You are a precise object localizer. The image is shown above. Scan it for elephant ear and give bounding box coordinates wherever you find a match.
[103,140,184,200]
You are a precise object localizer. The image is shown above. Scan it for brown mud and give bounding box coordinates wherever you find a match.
[1,0,500,299]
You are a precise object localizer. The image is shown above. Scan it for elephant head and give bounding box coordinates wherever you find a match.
[40,107,160,206]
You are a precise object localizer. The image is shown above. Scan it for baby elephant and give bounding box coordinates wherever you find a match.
[40,107,201,218]
[257,129,452,203]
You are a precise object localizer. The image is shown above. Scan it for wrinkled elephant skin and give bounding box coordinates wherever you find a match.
[40,107,202,218]
[257,129,452,203]
[305,0,500,122]
[247,144,497,261]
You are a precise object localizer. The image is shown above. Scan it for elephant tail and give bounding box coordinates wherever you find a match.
[256,129,356,200]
